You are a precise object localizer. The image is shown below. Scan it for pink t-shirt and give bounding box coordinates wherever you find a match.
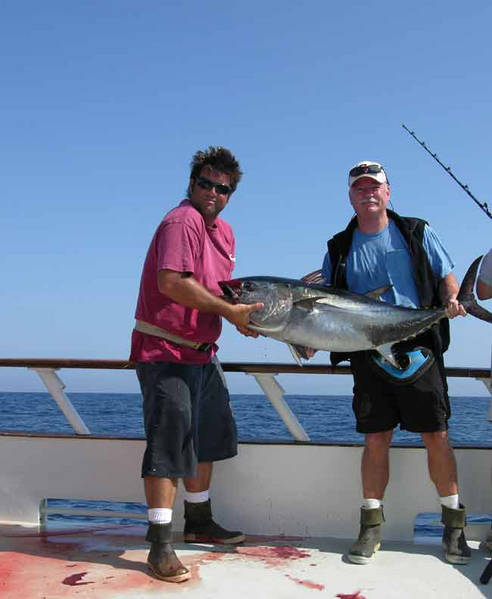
[130,200,236,364]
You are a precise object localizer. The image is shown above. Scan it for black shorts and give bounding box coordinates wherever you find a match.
[137,359,238,478]
[350,351,450,434]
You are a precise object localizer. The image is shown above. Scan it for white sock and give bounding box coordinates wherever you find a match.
[362,498,381,510]
[440,494,459,509]
[148,508,173,524]
[184,490,210,503]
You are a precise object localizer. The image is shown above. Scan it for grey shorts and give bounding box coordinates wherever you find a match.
[350,351,450,434]
[137,359,238,478]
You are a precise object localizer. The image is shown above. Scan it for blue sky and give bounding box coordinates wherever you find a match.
[1,1,490,396]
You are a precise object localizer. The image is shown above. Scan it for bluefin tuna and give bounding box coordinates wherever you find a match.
[219,256,491,367]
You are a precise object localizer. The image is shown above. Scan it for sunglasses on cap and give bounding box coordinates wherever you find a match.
[349,164,386,178]
[194,176,231,196]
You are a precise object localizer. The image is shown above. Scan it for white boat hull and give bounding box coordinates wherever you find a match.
[1,433,490,542]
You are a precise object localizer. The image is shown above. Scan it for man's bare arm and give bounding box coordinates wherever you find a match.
[157,270,262,332]
[439,272,467,318]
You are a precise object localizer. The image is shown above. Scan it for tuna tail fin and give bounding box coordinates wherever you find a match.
[457,256,492,323]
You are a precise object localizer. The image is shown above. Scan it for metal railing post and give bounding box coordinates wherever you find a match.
[250,373,310,441]
[30,368,91,435]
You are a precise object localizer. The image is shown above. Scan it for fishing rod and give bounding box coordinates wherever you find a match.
[402,123,492,220]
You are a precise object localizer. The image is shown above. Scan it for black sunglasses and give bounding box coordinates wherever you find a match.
[349,164,388,180]
[194,176,231,196]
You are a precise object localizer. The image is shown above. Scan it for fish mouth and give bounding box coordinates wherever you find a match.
[218,279,242,302]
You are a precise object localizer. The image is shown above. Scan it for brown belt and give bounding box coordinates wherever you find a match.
[134,320,213,352]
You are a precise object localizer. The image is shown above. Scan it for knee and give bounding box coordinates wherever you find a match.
[365,431,392,453]
[421,431,451,451]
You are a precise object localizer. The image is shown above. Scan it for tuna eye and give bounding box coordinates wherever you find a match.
[243,281,256,291]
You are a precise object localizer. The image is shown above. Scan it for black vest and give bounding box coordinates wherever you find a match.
[327,209,450,363]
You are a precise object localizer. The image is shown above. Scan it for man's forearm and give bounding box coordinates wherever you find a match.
[439,272,467,318]
[439,273,459,304]
[157,270,233,319]
[157,269,263,330]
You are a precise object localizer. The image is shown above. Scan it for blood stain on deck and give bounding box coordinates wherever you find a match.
[62,571,93,586]
[236,545,310,560]
[285,574,325,590]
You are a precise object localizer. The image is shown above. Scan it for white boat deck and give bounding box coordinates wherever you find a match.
[1,523,491,599]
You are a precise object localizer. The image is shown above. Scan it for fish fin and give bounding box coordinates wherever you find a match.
[295,296,363,310]
[375,343,400,368]
[365,285,392,300]
[295,286,391,309]
[287,344,304,366]
[294,297,328,309]
[301,269,325,284]
[457,255,492,323]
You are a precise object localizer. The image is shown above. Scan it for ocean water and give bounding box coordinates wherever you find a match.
[0,391,491,447]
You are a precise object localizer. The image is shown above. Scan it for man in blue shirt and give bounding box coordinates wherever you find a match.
[322,161,469,566]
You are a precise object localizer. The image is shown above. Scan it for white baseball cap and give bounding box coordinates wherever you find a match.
[348,161,389,187]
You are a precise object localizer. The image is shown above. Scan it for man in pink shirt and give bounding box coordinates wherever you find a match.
[131,147,262,583]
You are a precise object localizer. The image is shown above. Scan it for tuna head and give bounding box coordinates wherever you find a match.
[219,277,294,333]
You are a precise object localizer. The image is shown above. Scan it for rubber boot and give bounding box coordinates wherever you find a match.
[183,499,245,544]
[347,506,384,564]
[146,523,191,582]
[441,504,471,564]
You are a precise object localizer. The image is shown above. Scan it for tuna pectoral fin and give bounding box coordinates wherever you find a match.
[457,255,492,323]
[287,344,304,366]
[365,285,392,300]
[375,343,400,368]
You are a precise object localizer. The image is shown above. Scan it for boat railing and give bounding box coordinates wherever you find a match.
[0,358,490,440]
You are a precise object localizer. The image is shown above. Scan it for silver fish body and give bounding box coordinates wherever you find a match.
[219,256,490,366]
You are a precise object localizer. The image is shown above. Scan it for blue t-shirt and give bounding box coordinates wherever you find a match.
[321,221,454,308]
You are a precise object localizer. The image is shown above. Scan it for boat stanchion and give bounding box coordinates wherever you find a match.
[30,367,91,435]
[248,372,310,441]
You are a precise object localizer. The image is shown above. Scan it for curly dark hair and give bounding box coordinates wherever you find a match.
[189,146,242,193]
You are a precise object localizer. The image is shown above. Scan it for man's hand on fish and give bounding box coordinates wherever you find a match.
[445,298,467,319]
[295,346,316,359]
[223,301,264,330]
[235,324,260,338]
[439,272,467,318]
